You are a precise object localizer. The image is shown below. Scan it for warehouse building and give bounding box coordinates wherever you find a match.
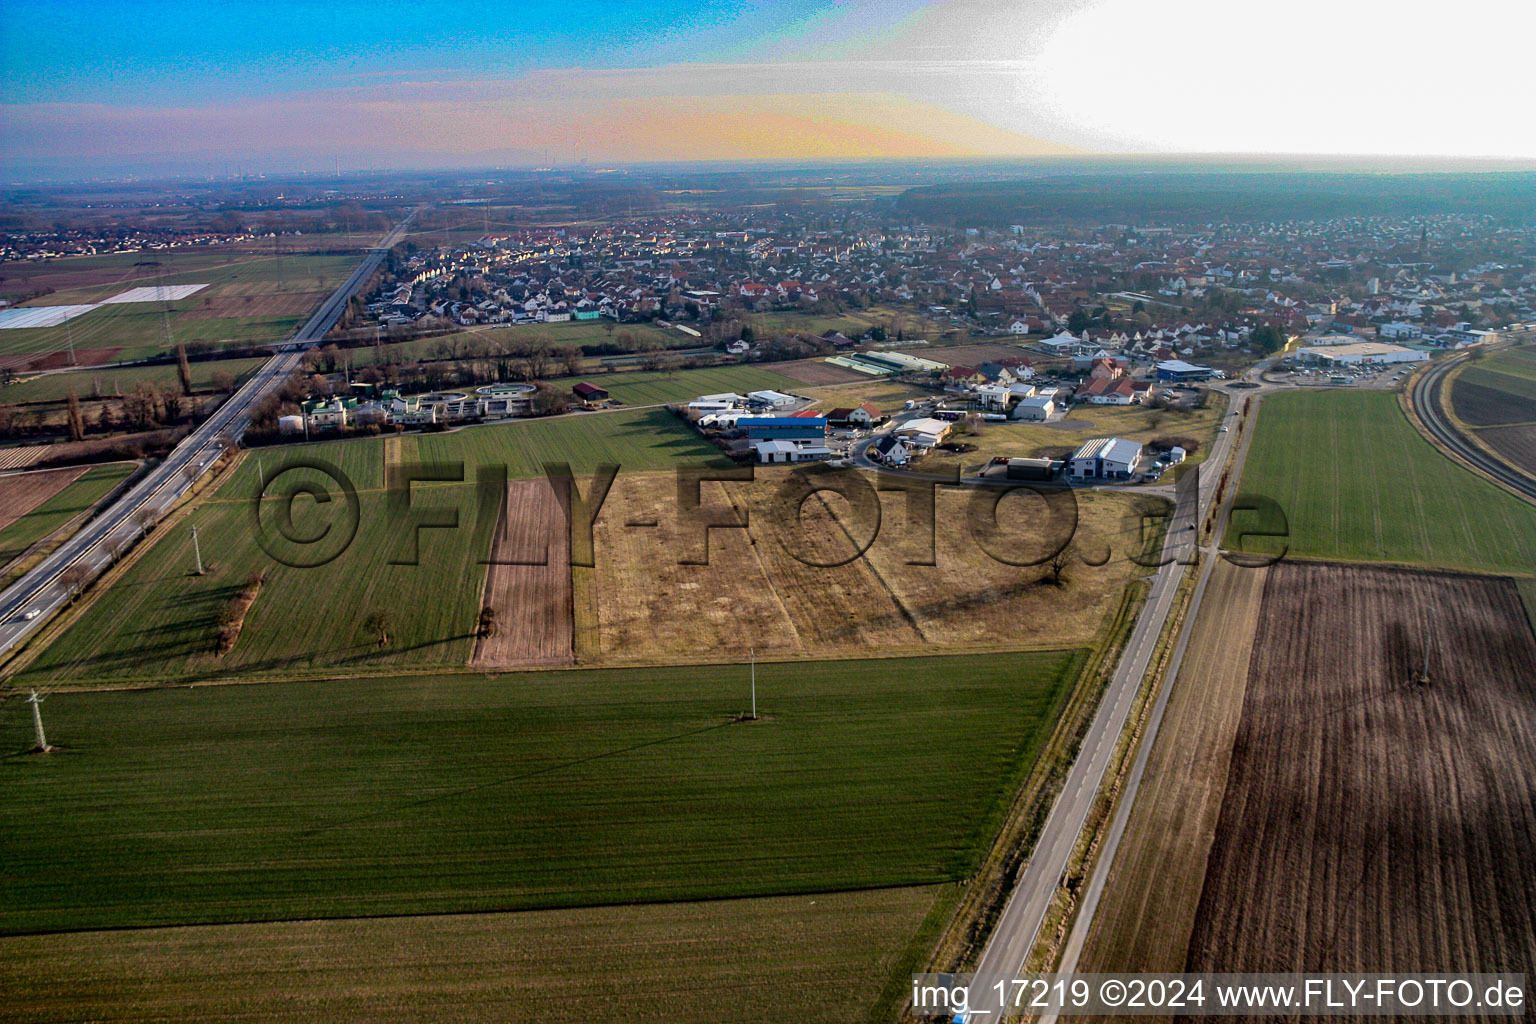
[1155,359,1215,382]
[1295,342,1427,367]
[1068,436,1143,480]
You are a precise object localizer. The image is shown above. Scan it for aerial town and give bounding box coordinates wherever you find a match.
[3,0,1535,1017]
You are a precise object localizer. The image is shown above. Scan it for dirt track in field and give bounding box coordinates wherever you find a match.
[0,466,87,534]
[1182,562,1536,987]
[472,477,574,667]
[1076,560,1268,985]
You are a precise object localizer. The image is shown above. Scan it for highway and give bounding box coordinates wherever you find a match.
[966,375,1259,1021]
[0,213,415,661]
[1409,344,1536,502]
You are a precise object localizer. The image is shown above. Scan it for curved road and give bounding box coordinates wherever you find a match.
[1410,345,1536,503]
[0,212,416,661]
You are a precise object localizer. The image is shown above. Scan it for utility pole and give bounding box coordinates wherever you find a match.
[26,690,47,751]
[65,318,77,366]
[750,646,756,720]
[191,524,205,575]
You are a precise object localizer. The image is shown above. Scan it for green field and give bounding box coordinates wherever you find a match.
[0,886,941,1024]
[741,305,955,344]
[0,356,265,404]
[546,364,805,406]
[0,651,1083,933]
[0,252,355,361]
[15,409,723,683]
[1226,389,1536,573]
[357,319,695,365]
[0,463,136,569]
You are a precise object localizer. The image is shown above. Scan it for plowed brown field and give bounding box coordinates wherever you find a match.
[1477,423,1536,478]
[0,466,87,533]
[472,477,574,667]
[1183,562,1536,981]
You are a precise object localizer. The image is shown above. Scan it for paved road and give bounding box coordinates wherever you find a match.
[1410,343,1536,502]
[0,214,415,660]
[966,375,1260,1021]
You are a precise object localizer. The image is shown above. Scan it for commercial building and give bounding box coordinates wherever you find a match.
[1294,342,1428,367]
[1068,437,1143,480]
[1155,359,1215,382]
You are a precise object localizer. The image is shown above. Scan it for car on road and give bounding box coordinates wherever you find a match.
[18,608,41,622]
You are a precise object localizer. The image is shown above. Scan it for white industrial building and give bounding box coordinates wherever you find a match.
[1012,394,1057,420]
[1068,437,1143,480]
[754,439,833,463]
[1295,342,1427,367]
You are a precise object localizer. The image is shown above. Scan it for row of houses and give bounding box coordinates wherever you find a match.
[282,386,536,432]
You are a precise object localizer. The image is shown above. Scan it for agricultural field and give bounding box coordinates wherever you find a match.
[0,355,264,405]
[542,364,806,406]
[1183,562,1536,977]
[474,477,574,667]
[0,467,86,536]
[1228,389,1536,574]
[587,472,1162,666]
[0,251,355,364]
[0,462,136,570]
[1448,346,1536,475]
[0,885,939,1024]
[10,410,722,684]
[740,306,954,344]
[959,398,1225,475]
[0,651,1084,933]
[1073,560,1269,980]
[761,357,873,385]
[797,377,938,415]
[356,319,697,365]
[916,342,1040,365]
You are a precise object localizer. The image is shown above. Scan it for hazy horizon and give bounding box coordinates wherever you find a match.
[5,0,1535,182]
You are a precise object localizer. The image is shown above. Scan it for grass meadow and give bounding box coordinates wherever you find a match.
[1226,389,1536,573]
[0,651,1084,933]
[0,356,265,405]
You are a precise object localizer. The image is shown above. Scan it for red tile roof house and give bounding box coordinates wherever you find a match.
[1088,357,1128,380]
[826,402,883,427]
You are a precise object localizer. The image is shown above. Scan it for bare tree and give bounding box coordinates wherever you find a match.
[61,563,92,599]
[133,507,158,535]
[1045,542,1075,586]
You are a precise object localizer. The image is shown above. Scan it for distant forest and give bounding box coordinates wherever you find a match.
[894,171,1536,226]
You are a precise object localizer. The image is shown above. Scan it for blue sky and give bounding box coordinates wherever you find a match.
[0,0,921,105]
[3,0,1533,179]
